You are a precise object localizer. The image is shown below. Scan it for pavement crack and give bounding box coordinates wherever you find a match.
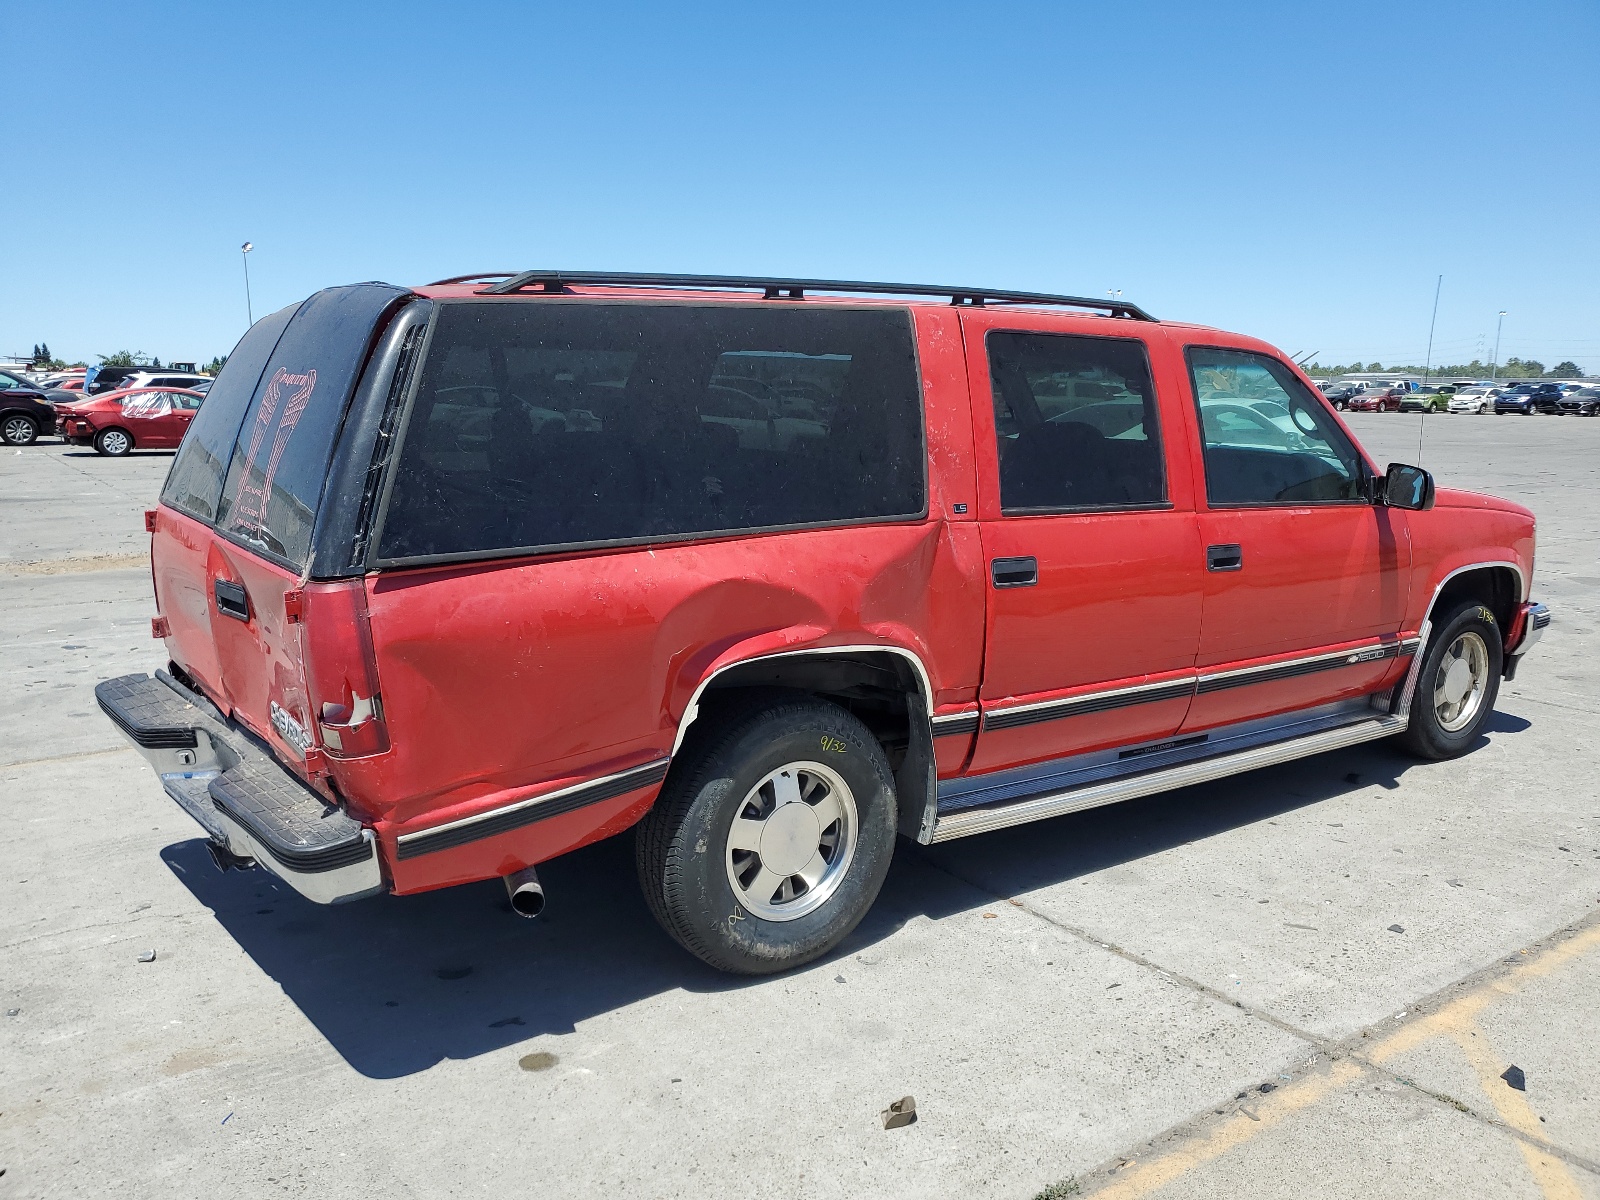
[907,847,1330,1049]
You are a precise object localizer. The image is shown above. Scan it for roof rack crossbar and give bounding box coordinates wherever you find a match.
[474,271,1155,320]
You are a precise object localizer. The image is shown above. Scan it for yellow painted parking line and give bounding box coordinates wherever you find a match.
[1082,921,1600,1199]
[1449,1021,1582,1200]
[1085,1060,1365,1200]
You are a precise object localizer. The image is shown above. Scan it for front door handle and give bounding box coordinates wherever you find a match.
[991,556,1038,588]
[1206,544,1243,572]
[214,577,250,622]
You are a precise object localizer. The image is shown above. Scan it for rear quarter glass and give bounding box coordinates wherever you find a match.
[374,300,926,565]
[160,301,301,522]
[214,284,410,567]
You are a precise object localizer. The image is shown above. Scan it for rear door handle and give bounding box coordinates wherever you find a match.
[991,556,1038,588]
[214,578,250,622]
[1206,544,1243,572]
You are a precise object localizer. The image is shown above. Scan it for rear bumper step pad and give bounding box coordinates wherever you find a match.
[95,673,382,904]
[96,674,201,749]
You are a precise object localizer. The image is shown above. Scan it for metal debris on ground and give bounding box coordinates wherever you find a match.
[881,1095,917,1129]
[5,1009,18,1017]
[137,950,156,963]
[1501,1065,1527,1091]
[1388,924,1405,933]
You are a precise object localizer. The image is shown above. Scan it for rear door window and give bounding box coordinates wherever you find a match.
[986,331,1166,511]
[161,302,299,523]
[213,284,408,566]
[375,301,926,563]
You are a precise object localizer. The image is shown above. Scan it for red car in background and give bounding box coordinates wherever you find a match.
[1346,385,1404,412]
[56,387,205,455]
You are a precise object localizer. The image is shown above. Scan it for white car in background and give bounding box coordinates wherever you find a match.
[1449,386,1500,414]
[115,370,212,392]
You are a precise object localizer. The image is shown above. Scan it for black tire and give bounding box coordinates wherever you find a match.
[635,695,898,975]
[94,427,132,456]
[1,413,38,446]
[1395,600,1503,760]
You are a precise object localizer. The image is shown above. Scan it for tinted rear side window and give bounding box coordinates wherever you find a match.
[161,301,299,523]
[215,284,408,566]
[986,331,1165,511]
[376,301,926,563]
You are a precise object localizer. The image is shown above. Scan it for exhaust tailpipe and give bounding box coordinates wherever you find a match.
[503,865,545,918]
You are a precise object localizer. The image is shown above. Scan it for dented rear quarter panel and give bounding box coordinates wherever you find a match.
[348,305,988,893]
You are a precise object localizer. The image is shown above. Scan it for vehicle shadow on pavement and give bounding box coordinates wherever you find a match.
[159,709,1534,1079]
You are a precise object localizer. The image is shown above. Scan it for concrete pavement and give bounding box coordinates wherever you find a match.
[1,414,1596,1199]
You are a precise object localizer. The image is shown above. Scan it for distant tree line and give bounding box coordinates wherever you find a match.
[1307,357,1585,379]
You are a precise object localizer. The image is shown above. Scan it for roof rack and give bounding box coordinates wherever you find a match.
[473,270,1155,321]
[426,272,519,286]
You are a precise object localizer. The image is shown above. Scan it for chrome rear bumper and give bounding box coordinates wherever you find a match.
[96,672,384,904]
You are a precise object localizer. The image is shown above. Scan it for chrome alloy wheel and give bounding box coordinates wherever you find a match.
[1434,631,1490,732]
[725,761,858,922]
[99,429,131,455]
[1,415,36,444]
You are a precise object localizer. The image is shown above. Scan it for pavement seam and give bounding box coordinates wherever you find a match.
[1068,911,1600,1196]
[912,849,1600,1195]
[909,848,1330,1047]
[2,745,135,771]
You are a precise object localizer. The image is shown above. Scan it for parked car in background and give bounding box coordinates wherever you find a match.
[1321,381,1365,408]
[1449,386,1500,414]
[1496,383,1551,415]
[1399,387,1449,413]
[94,272,1547,976]
[1347,385,1404,412]
[1557,387,1600,416]
[0,370,60,445]
[55,387,205,455]
[116,370,212,393]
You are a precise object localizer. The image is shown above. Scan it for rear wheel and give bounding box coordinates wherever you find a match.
[1,414,38,445]
[635,695,898,974]
[94,428,132,456]
[1396,601,1503,760]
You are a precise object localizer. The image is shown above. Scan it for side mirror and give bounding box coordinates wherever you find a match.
[1378,462,1435,510]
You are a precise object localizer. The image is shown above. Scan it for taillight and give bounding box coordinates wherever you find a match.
[299,579,389,758]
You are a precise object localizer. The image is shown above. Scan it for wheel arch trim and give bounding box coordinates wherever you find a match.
[671,642,936,757]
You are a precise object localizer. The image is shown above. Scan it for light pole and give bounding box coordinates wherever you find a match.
[1491,310,1507,382]
[241,242,254,327]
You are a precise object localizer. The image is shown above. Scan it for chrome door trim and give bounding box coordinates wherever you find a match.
[930,710,980,738]
[931,714,1407,842]
[1195,638,1418,693]
[671,643,935,755]
[981,676,1198,731]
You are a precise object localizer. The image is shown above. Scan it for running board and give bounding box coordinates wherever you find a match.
[928,714,1407,843]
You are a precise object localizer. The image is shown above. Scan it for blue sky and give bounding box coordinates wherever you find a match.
[4,1,1597,372]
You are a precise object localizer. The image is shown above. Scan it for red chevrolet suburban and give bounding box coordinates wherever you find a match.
[97,272,1549,974]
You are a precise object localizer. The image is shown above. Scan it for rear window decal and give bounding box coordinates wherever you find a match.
[230,367,316,538]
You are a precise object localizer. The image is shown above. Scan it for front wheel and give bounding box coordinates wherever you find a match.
[94,428,132,456]
[1395,601,1503,760]
[635,696,898,974]
[1,414,38,445]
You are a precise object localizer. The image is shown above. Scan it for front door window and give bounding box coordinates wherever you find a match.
[1188,348,1365,505]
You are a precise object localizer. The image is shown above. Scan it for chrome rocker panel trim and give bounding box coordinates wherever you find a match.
[930,711,1407,843]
